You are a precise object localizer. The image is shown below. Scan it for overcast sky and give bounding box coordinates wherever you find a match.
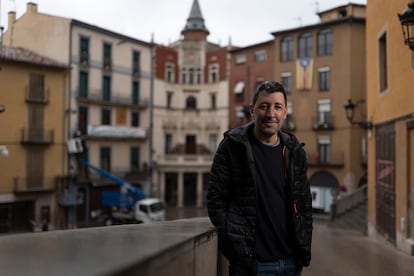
[1,0,367,47]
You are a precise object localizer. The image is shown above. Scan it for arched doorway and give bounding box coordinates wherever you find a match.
[309,171,339,213]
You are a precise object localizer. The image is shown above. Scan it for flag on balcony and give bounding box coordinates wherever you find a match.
[296,58,313,90]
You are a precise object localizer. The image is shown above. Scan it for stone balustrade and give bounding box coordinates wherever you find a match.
[0,217,224,276]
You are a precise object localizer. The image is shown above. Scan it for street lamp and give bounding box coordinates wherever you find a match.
[398,1,414,51]
[344,99,356,123]
[343,99,373,129]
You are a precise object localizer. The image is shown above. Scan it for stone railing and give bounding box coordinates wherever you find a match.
[330,184,367,221]
[0,218,224,276]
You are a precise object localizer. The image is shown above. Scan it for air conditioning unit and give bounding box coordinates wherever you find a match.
[67,138,83,154]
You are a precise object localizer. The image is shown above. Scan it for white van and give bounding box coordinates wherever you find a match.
[135,198,165,223]
[93,198,165,226]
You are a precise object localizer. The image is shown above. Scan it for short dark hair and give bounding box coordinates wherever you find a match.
[252,81,287,106]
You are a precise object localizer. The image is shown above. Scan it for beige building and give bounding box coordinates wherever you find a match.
[272,4,367,213]
[3,2,153,226]
[0,46,68,232]
[152,0,229,207]
[366,0,414,255]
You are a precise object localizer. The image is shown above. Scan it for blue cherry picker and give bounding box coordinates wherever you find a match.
[67,137,164,226]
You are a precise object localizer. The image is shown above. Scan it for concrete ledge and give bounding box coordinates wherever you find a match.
[396,233,414,256]
[0,217,218,276]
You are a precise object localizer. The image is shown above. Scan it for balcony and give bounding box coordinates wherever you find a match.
[132,67,140,78]
[102,57,112,71]
[25,87,49,104]
[79,51,89,67]
[14,176,55,193]
[77,90,149,108]
[155,144,213,167]
[20,128,54,145]
[157,154,213,168]
[308,151,345,168]
[86,125,147,141]
[169,144,212,155]
[312,116,336,131]
[83,167,150,187]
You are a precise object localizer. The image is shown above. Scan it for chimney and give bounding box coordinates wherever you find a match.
[8,12,16,28]
[27,2,38,13]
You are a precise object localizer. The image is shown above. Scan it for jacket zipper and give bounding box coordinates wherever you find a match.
[283,144,299,217]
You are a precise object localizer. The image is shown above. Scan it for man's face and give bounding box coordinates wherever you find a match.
[250,91,287,142]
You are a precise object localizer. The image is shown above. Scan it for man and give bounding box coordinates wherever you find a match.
[207,81,312,275]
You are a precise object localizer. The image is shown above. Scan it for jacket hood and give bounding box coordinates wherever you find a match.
[280,130,302,149]
[224,122,254,144]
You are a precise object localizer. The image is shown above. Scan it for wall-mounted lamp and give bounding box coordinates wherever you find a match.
[398,1,414,50]
[0,105,5,113]
[343,99,373,129]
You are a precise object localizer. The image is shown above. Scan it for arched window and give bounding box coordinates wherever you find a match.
[317,29,333,56]
[280,36,294,62]
[298,32,313,58]
[186,96,197,109]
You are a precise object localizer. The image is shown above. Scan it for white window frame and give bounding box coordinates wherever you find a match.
[209,63,219,83]
[281,72,292,93]
[235,54,246,64]
[255,50,267,62]
[317,99,331,124]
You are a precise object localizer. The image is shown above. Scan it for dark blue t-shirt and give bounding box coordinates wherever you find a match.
[250,133,294,261]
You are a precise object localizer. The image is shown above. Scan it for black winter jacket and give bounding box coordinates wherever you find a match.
[207,122,312,274]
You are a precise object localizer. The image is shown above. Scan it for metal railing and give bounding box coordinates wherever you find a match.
[14,176,55,192]
[312,115,336,131]
[20,128,54,144]
[308,151,345,167]
[25,87,49,104]
[77,90,149,107]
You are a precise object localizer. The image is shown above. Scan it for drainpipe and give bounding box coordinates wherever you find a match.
[149,35,155,197]
[68,22,73,176]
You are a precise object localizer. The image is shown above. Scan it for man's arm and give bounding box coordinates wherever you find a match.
[207,139,231,229]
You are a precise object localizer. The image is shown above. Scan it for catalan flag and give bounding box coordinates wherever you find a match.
[296,58,314,90]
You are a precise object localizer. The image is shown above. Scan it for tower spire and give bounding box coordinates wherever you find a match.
[181,0,209,39]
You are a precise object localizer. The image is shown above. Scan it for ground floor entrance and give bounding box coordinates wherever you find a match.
[159,171,209,208]
[0,201,34,233]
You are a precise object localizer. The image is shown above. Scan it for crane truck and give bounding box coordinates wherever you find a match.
[68,138,165,226]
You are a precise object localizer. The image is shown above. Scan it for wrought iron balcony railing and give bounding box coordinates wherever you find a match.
[14,176,55,193]
[312,116,336,131]
[25,87,49,104]
[77,90,149,108]
[308,151,345,168]
[20,128,54,145]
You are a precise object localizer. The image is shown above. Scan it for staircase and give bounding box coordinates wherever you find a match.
[328,185,367,234]
[328,201,367,233]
